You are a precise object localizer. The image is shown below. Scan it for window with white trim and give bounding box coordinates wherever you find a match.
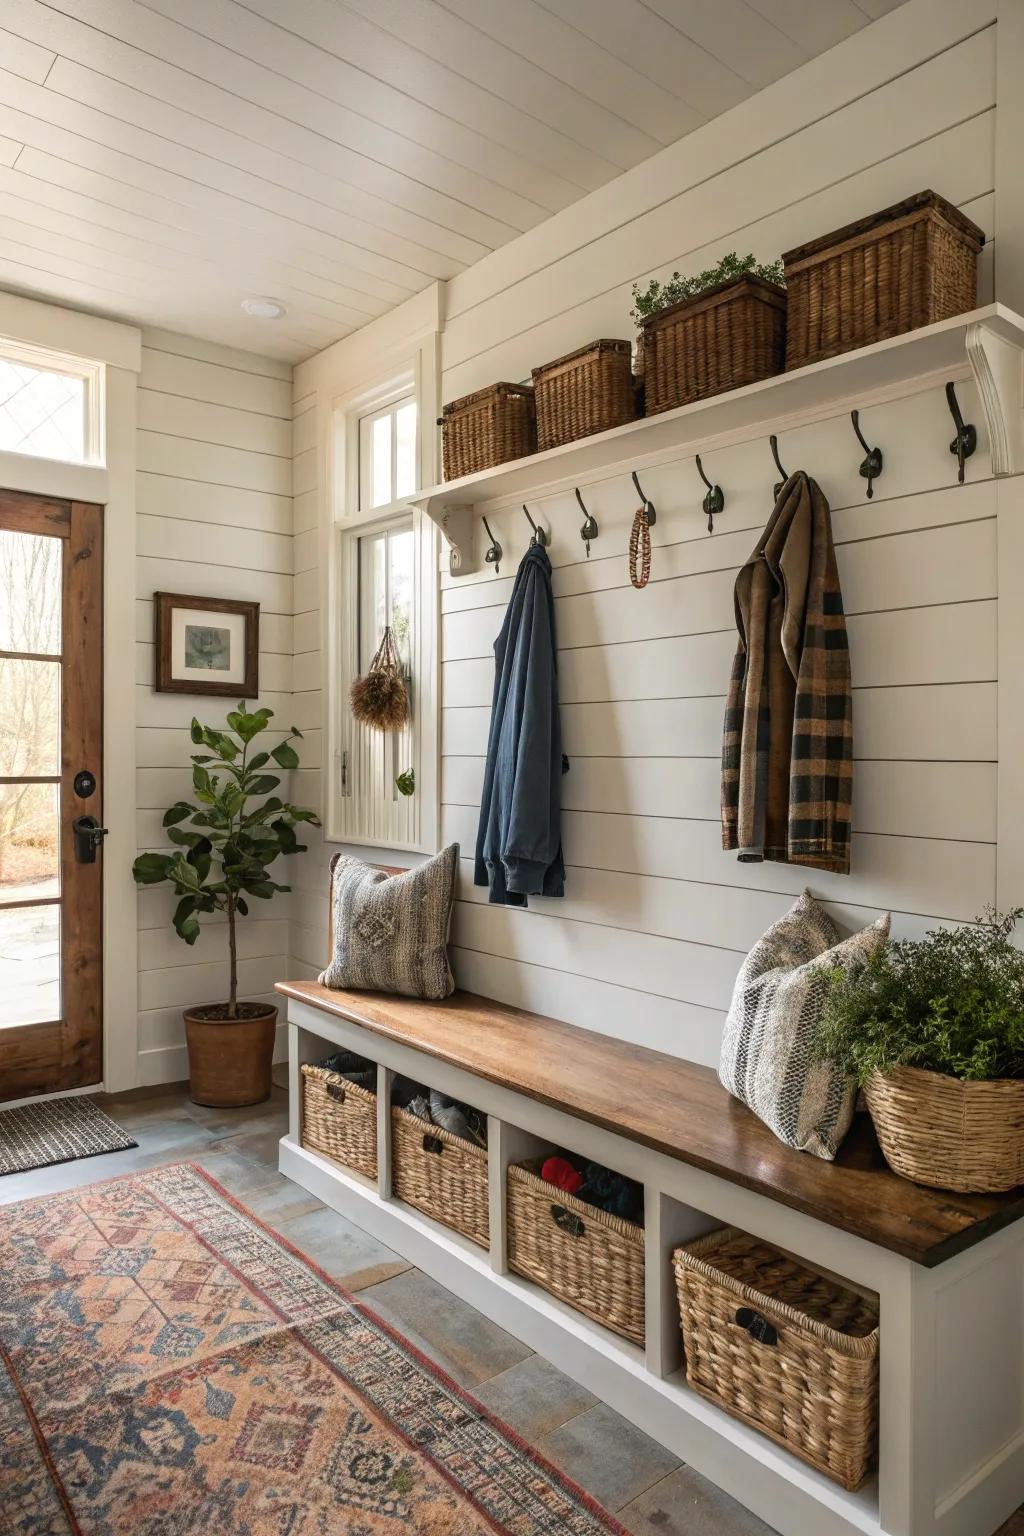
[0,340,103,465]
[325,365,439,853]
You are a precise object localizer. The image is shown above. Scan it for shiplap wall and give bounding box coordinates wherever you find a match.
[133,328,296,1085]
[289,3,1004,1068]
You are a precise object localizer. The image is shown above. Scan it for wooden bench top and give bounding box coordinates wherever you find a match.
[277,979,1024,1268]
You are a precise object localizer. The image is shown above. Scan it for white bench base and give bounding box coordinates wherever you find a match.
[280,995,1024,1536]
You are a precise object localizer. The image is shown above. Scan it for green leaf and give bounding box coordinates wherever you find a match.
[163,802,194,827]
[395,768,415,797]
[132,852,173,884]
[229,706,273,742]
[247,751,270,771]
[270,741,300,770]
[172,896,201,945]
[247,774,281,795]
[290,725,304,738]
[236,897,248,916]
[190,718,204,743]
[167,826,204,847]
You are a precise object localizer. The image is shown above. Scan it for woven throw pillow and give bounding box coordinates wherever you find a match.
[319,845,459,1001]
[719,892,890,1160]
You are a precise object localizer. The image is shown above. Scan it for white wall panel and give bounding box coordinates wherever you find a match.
[134,327,295,1084]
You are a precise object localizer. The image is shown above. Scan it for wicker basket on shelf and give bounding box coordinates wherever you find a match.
[864,1065,1024,1194]
[532,339,635,452]
[507,1160,645,1346]
[301,1062,377,1180]
[783,190,985,371]
[391,1105,489,1247]
[640,275,787,415]
[674,1228,879,1491]
[439,382,536,481]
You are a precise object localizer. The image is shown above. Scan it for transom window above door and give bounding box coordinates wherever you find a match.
[0,340,104,466]
[358,394,417,512]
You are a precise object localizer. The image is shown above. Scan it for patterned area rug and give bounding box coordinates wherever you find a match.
[0,1096,136,1176]
[1,1162,627,1535]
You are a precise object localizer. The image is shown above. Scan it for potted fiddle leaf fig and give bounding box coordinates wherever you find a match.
[133,703,320,1108]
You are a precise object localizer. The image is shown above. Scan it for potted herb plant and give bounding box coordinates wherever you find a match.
[813,909,1024,1192]
[133,704,320,1108]
[631,251,787,415]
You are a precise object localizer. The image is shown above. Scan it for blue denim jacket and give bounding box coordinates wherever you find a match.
[473,543,565,906]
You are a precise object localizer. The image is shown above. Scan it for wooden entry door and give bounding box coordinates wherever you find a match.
[0,489,103,1101]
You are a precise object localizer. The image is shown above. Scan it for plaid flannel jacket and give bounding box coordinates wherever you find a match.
[721,471,852,875]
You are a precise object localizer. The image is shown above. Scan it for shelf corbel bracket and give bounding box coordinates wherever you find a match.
[966,319,1024,476]
[438,505,477,577]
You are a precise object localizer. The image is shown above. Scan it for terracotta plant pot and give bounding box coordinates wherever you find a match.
[184,1002,278,1108]
[864,1064,1024,1193]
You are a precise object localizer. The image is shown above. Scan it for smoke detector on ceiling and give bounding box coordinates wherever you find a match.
[241,296,287,319]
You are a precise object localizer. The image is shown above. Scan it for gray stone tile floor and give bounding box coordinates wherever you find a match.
[2,1082,1020,1536]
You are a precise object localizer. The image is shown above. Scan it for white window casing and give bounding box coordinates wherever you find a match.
[321,336,441,854]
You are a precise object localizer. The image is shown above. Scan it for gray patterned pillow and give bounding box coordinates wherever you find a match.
[719,892,890,1160]
[319,845,459,1001]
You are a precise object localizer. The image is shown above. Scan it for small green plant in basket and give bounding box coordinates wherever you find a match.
[630,251,786,327]
[813,908,1024,1084]
[812,908,1024,1193]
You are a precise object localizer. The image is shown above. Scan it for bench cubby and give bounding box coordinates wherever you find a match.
[278,980,1024,1536]
[391,1090,489,1248]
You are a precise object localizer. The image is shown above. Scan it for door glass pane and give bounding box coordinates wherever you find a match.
[0,530,62,654]
[0,903,60,1026]
[0,782,59,901]
[395,401,417,498]
[0,658,60,775]
[0,358,86,464]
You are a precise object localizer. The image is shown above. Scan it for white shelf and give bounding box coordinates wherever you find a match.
[412,304,1024,574]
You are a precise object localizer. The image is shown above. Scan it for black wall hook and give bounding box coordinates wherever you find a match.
[575,487,598,557]
[631,470,656,526]
[522,503,548,547]
[770,434,788,499]
[945,381,977,485]
[482,515,502,575]
[695,454,724,533]
[851,410,883,499]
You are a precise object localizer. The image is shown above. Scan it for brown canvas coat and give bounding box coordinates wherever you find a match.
[721,471,852,875]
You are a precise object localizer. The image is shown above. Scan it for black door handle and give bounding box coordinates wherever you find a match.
[73,815,108,864]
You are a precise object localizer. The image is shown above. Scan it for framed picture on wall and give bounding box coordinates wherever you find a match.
[153,592,260,698]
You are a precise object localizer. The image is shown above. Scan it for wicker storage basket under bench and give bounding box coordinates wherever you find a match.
[301,1062,377,1181]
[507,1159,645,1346]
[674,1228,879,1491]
[391,1105,489,1248]
[783,189,985,370]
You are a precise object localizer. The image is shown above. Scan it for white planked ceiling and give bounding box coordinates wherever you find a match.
[0,0,907,363]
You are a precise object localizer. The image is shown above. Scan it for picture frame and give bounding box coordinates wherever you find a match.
[153,592,260,698]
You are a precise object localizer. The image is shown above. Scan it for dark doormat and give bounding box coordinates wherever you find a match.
[0,1097,137,1176]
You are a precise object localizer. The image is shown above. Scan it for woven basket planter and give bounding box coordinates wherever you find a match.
[783,190,984,371]
[532,339,635,452]
[640,275,786,416]
[674,1228,879,1491]
[507,1160,645,1346]
[391,1106,489,1248]
[301,1063,377,1181]
[440,382,536,481]
[864,1065,1024,1193]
